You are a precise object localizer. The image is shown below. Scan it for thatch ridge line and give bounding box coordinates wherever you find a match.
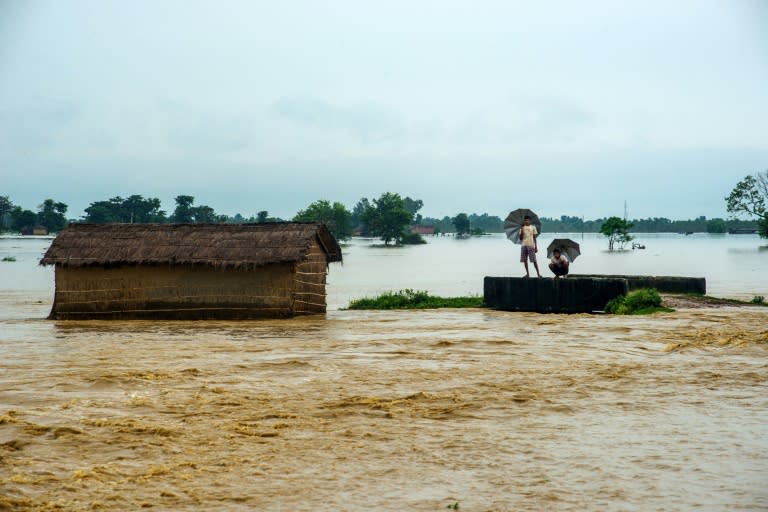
[41,222,342,268]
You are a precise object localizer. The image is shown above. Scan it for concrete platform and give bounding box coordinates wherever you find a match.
[484,277,629,313]
[570,274,706,295]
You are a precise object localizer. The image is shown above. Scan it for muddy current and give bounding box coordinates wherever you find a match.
[1,293,767,511]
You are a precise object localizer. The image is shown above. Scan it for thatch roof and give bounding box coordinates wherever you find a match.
[40,223,342,269]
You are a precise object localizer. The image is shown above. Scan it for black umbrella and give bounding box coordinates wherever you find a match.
[546,238,581,262]
[504,208,541,245]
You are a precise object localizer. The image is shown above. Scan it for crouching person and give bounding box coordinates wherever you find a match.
[549,249,569,278]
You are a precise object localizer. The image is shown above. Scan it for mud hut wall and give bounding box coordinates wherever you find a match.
[292,241,329,314]
[52,263,296,318]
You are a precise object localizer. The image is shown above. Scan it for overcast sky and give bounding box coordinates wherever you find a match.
[1,0,767,220]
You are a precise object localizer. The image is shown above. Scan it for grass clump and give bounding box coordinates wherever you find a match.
[605,288,673,315]
[347,289,483,310]
[1,256,16,262]
[679,293,768,307]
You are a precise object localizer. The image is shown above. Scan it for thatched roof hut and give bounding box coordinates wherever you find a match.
[41,223,342,320]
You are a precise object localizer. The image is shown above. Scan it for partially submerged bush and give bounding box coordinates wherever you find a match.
[400,232,427,245]
[605,288,669,315]
[348,289,483,310]
[1,256,16,262]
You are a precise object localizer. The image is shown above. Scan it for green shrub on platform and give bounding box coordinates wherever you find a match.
[605,288,670,315]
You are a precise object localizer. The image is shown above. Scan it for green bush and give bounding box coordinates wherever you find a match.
[604,295,627,314]
[751,295,765,305]
[348,289,483,310]
[605,288,668,315]
[624,288,662,310]
[1,256,16,262]
[400,232,427,245]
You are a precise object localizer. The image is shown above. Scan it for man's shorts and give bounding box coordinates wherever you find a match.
[520,245,537,263]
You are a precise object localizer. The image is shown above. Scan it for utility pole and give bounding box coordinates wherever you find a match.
[624,200,627,222]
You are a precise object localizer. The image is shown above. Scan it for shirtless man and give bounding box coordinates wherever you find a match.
[519,215,542,278]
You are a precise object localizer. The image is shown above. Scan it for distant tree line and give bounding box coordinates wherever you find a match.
[0,196,68,234]
[419,213,505,234]
[540,215,758,234]
[3,170,765,243]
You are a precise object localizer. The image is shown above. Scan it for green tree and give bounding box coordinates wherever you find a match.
[360,192,414,245]
[452,213,470,235]
[193,205,217,223]
[170,195,217,223]
[84,198,122,223]
[600,216,634,251]
[0,196,14,232]
[37,199,68,232]
[403,197,424,224]
[10,207,38,233]
[726,171,768,238]
[293,200,353,241]
[170,195,195,223]
[122,195,166,223]
[256,210,269,223]
[84,195,167,223]
[706,219,727,233]
[468,213,503,233]
[351,198,371,235]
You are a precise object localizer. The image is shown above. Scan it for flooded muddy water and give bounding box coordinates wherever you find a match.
[1,236,768,510]
[2,298,767,510]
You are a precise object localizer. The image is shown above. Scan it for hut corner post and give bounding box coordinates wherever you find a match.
[292,240,330,315]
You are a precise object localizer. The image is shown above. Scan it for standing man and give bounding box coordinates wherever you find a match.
[519,215,542,277]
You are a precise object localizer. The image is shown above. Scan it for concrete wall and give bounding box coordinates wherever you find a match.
[570,275,706,295]
[51,263,298,320]
[484,277,629,313]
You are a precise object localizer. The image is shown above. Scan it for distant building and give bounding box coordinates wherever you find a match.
[411,225,435,235]
[41,223,342,320]
[22,225,49,236]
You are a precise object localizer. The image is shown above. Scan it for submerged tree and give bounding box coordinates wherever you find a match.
[452,213,470,235]
[293,200,353,241]
[600,216,634,251]
[351,198,371,236]
[360,192,414,245]
[726,170,768,238]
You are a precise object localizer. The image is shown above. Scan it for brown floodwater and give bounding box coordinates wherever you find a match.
[1,290,767,511]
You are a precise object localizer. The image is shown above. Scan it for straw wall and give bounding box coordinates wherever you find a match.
[292,241,329,314]
[50,263,297,320]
